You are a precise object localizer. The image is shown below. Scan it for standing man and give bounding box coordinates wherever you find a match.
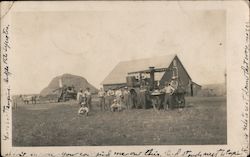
[163,82,175,110]
[98,87,106,111]
[106,88,115,109]
[115,88,123,104]
[123,87,130,109]
[139,85,147,109]
[77,89,83,106]
[84,87,92,110]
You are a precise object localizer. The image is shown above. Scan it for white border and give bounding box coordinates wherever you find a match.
[1,1,249,157]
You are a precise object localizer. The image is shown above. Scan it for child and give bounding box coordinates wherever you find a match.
[78,99,89,116]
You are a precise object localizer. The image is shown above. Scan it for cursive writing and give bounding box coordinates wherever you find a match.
[241,22,250,156]
[2,24,11,83]
[2,24,12,143]
[2,149,247,157]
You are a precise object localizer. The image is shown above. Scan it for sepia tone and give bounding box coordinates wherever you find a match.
[1,1,249,157]
[10,9,227,146]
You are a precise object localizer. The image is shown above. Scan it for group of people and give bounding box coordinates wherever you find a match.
[144,78,180,110]
[161,78,187,110]
[161,82,176,110]
[77,79,181,116]
[77,87,92,116]
[98,87,130,112]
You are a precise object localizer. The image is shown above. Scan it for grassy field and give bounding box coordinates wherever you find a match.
[12,96,227,146]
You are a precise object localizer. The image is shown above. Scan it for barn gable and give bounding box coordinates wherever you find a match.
[159,56,192,87]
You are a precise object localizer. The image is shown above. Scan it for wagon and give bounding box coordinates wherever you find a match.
[57,86,77,102]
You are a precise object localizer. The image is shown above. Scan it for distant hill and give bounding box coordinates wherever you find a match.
[40,74,97,96]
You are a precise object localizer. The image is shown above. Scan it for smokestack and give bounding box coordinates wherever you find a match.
[59,78,63,88]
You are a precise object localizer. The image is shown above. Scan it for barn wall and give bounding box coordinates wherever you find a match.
[192,83,202,96]
[175,57,191,88]
[160,56,191,93]
[159,69,172,87]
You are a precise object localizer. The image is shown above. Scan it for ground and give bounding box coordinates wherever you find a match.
[12,96,227,146]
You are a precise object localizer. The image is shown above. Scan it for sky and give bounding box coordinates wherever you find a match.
[10,8,226,95]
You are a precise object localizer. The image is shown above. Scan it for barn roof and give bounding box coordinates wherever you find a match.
[192,81,202,87]
[101,54,177,85]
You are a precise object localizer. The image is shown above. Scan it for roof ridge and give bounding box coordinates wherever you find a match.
[101,54,178,85]
[119,54,177,63]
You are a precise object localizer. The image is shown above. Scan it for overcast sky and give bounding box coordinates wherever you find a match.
[11,9,226,95]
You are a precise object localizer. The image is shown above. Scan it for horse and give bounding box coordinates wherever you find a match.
[22,95,38,104]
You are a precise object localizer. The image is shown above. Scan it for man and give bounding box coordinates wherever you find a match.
[98,87,106,111]
[115,88,123,104]
[78,100,89,116]
[130,89,138,109]
[139,85,147,109]
[123,87,131,109]
[84,87,92,110]
[77,89,83,106]
[110,99,123,112]
[106,88,115,108]
[163,82,175,110]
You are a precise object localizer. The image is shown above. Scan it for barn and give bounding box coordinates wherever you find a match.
[101,54,201,96]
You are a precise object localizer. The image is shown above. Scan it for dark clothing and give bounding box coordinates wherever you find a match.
[99,97,105,111]
[86,96,92,110]
[139,90,147,109]
[123,91,131,109]
[106,95,114,108]
[163,93,170,110]
[164,93,172,109]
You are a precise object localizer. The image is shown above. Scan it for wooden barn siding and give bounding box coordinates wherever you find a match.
[175,56,191,88]
[192,84,202,96]
[159,66,173,87]
[160,57,191,90]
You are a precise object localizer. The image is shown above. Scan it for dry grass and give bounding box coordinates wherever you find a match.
[12,96,227,146]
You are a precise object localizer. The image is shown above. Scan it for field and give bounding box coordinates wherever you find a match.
[12,96,227,146]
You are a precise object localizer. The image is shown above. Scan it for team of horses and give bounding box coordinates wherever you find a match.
[14,95,39,105]
[22,95,39,104]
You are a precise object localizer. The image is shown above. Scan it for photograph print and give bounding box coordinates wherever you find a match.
[8,2,228,147]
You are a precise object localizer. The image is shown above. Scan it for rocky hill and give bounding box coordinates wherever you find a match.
[40,74,97,96]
